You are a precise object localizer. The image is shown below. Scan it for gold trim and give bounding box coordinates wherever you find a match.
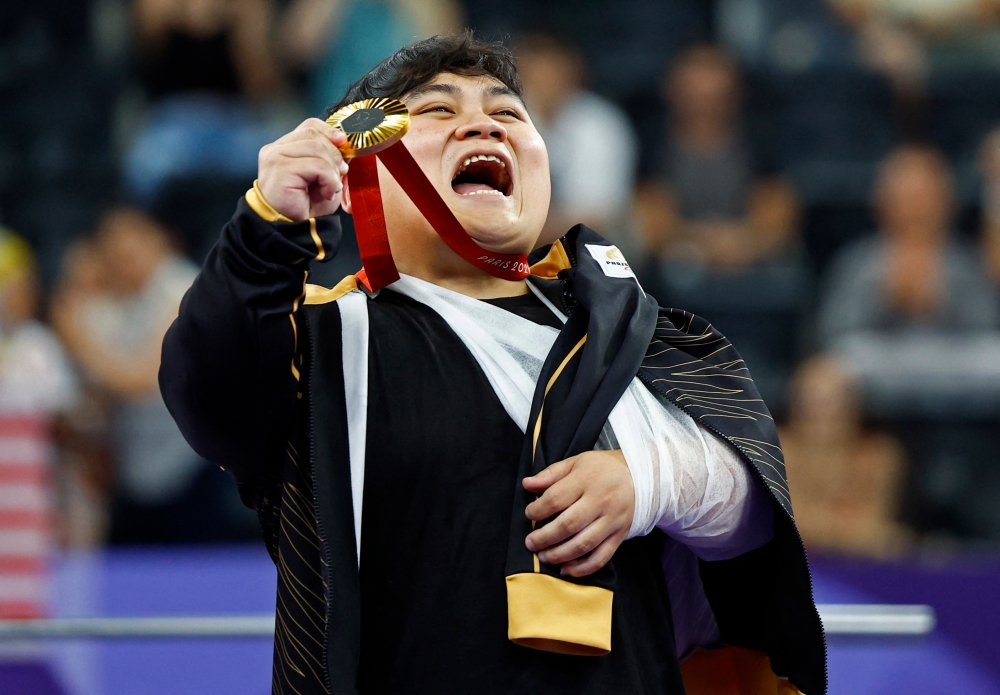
[530,240,572,279]
[246,180,294,223]
[532,335,587,457]
[526,333,587,573]
[304,275,360,305]
[309,218,326,261]
[506,573,613,656]
[289,271,308,382]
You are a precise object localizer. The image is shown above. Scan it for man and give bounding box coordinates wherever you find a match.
[161,33,824,695]
[817,144,998,346]
[635,45,799,270]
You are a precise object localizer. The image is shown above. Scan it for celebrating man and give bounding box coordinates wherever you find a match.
[160,32,825,695]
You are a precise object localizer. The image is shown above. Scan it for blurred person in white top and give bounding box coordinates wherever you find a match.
[51,208,234,543]
[0,230,76,415]
[517,33,639,249]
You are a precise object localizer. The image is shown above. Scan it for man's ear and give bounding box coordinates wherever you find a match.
[341,172,352,214]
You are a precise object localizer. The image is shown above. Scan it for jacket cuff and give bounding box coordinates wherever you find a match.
[506,573,613,656]
[246,180,294,223]
[234,193,341,267]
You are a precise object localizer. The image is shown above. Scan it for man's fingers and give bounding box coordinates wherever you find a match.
[310,169,343,201]
[302,117,348,147]
[276,157,343,195]
[286,118,348,147]
[534,517,610,565]
[264,134,346,171]
[525,473,583,522]
[525,499,597,552]
[559,536,620,578]
[522,456,577,493]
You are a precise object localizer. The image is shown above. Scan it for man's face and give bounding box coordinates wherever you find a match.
[876,152,952,242]
[668,58,739,129]
[360,73,551,260]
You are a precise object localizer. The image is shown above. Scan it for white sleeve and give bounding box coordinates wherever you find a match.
[607,380,775,561]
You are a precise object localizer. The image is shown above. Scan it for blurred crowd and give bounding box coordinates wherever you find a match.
[6,0,1000,576]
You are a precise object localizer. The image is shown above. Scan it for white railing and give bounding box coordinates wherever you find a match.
[0,604,935,639]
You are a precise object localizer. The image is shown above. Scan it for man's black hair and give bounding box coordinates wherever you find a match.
[324,30,522,118]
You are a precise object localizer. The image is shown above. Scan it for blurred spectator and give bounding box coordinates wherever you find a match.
[635,45,800,269]
[516,33,639,247]
[782,355,910,557]
[125,0,285,203]
[817,144,999,347]
[0,229,77,618]
[276,0,464,115]
[715,0,858,73]
[635,45,807,407]
[830,0,1000,89]
[52,207,252,544]
[980,125,1000,283]
[0,231,77,415]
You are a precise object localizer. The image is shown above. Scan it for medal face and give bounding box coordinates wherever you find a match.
[326,98,410,158]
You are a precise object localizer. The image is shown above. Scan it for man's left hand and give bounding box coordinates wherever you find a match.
[523,450,634,578]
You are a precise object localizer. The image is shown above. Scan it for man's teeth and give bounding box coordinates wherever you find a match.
[461,189,504,196]
[458,155,506,172]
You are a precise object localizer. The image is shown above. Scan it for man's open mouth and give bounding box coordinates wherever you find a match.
[451,154,512,197]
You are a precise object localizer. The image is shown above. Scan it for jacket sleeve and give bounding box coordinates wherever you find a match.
[159,195,343,498]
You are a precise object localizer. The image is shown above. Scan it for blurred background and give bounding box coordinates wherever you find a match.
[3,0,1000,692]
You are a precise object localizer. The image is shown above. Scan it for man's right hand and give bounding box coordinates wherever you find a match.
[257,118,350,221]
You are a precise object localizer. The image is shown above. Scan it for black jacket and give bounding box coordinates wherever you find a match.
[160,201,826,695]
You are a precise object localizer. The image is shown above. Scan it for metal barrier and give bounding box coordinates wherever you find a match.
[0,604,935,640]
[819,603,935,636]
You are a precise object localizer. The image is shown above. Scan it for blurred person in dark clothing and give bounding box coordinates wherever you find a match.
[517,33,638,249]
[135,0,282,100]
[635,45,800,270]
[817,144,998,347]
[52,207,255,543]
[126,0,285,202]
[782,355,910,558]
[830,0,1000,88]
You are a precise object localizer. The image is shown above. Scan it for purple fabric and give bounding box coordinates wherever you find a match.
[0,662,66,695]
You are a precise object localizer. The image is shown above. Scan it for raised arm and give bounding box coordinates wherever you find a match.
[159,119,349,492]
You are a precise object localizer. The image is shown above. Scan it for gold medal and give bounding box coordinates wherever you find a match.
[325,98,410,158]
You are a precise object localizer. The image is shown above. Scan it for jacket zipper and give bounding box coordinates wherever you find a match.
[302,310,336,695]
[558,235,578,315]
[636,370,829,692]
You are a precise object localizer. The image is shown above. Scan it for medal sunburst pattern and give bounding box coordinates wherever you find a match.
[325,98,410,157]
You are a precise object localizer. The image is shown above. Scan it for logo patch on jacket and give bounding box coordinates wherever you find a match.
[585,244,635,279]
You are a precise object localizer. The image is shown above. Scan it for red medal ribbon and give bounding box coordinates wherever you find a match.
[348,141,531,291]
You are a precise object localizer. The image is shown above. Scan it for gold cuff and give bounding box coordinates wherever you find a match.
[246,180,294,223]
[506,573,613,656]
